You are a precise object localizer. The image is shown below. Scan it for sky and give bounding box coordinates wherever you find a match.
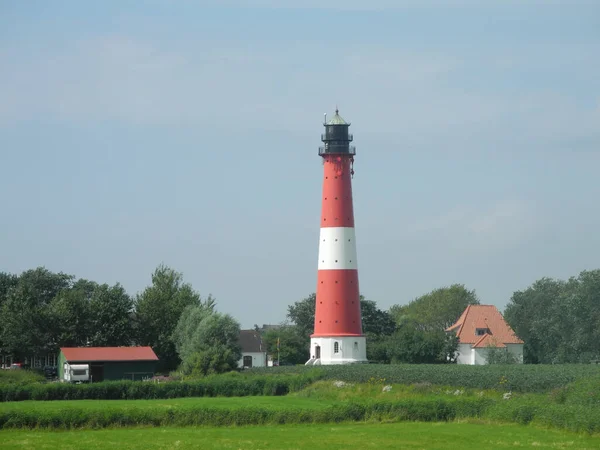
[1,0,599,329]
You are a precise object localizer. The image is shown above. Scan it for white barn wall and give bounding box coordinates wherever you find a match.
[238,352,266,369]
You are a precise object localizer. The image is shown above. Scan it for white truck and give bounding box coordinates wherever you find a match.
[63,363,90,383]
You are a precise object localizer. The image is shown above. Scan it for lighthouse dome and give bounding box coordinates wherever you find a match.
[327,109,349,126]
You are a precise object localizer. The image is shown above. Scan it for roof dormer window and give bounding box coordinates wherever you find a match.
[476,328,488,336]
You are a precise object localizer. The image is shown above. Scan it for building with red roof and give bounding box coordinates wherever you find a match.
[58,346,159,382]
[445,305,524,365]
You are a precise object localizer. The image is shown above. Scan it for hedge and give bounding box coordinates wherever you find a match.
[249,364,600,393]
[0,397,492,430]
[0,372,323,403]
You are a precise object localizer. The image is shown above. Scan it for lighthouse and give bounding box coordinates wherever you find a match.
[306,109,368,366]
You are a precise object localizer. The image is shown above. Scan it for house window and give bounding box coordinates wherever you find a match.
[354,342,358,351]
[476,328,488,336]
[334,342,339,354]
[243,355,252,368]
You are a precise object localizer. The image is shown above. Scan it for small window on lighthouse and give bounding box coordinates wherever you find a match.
[334,342,339,354]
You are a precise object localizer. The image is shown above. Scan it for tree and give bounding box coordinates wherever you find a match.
[382,319,458,364]
[0,267,74,359]
[286,293,316,337]
[135,265,210,372]
[486,344,520,365]
[361,299,397,337]
[87,283,134,347]
[0,272,19,355]
[172,306,241,376]
[0,272,18,305]
[390,284,479,332]
[504,270,600,364]
[47,280,95,348]
[287,293,395,338]
[262,325,308,365]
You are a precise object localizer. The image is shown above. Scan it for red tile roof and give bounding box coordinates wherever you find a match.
[445,305,523,347]
[60,346,159,362]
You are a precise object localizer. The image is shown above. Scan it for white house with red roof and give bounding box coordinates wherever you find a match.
[445,305,524,365]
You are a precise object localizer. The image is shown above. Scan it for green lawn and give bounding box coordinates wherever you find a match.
[1,422,598,449]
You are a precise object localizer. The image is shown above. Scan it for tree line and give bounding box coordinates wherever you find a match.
[2,265,599,373]
[260,269,600,365]
[0,265,242,374]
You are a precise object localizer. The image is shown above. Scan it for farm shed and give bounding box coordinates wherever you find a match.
[58,346,159,382]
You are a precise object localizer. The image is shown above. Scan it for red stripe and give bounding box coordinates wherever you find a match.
[320,156,355,228]
[312,269,363,337]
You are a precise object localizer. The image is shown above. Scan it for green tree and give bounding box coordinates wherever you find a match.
[390,284,479,332]
[0,267,74,359]
[47,280,96,348]
[486,344,520,364]
[383,319,458,364]
[172,306,241,376]
[505,270,600,364]
[286,293,316,337]
[262,325,308,365]
[287,293,395,338]
[135,265,210,372]
[87,283,134,347]
[0,272,18,305]
[0,272,19,355]
[361,299,397,336]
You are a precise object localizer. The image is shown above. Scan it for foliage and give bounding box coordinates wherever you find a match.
[172,307,241,376]
[3,377,600,435]
[381,323,458,364]
[0,372,323,402]
[504,270,600,364]
[135,265,211,372]
[389,284,479,332]
[87,283,134,347]
[0,369,45,386]
[486,345,520,365]
[0,395,493,429]
[263,325,309,365]
[250,364,600,393]
[47,280,95,348]
[0,268,74,358]
[287,294,395,338]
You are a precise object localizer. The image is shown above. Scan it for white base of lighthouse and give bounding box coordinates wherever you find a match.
[305,336,368,366]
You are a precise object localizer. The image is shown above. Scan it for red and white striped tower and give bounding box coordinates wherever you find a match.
[306,109,367,365]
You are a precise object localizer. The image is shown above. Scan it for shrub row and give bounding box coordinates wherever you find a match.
[2,394,598,435]
[250,364,600,393]
[0,397,492,430]
[0,372,324,402]
[0,370,45,387]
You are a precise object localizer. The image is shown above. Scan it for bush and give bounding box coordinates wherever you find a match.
[0,370,45,387]
[0,372,324,402]
[249,364,600,393]
[0,397,493,430]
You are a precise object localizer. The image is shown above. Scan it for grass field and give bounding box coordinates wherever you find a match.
[1,422,598,449]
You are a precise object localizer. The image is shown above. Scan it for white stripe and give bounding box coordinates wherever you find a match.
[317,227,358,270]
